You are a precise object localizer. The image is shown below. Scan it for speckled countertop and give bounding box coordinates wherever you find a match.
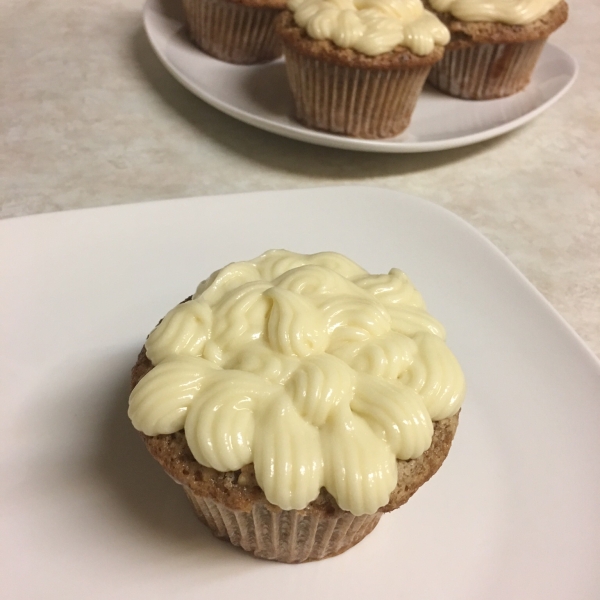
[2,0,599,357]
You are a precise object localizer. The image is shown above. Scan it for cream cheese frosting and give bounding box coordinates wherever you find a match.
[288,0,450,56]
[129,250,465,516]
[428,0,561,25]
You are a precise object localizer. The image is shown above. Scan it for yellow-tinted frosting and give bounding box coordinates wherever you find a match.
[428,0,561,24]
[288,0,450,56]
[129,250,465,515]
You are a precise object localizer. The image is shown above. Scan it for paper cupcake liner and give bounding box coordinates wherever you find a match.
[182,0,282,64]
[427,39,547,100]
[183,486,382,563]
[282,47,431,139]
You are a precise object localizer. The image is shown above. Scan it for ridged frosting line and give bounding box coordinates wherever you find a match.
[330,331,418,379]
[145,299,212,364]
[193,261,261,305]
[210,281,272,362]
[128,355,220,435]
[320,404,398,515]
[351,374,433,459]
[285,353,356,427]
[184,371,277,472]
[253,396,324,510]
[352,268,426,307]
[265,286,330,357]
[401,332,466,420]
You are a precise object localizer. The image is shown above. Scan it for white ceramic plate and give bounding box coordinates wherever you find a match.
[1,187,599,599]
[143,0,578,153]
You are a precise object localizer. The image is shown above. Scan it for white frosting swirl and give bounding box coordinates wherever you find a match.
[401,331,465,420]
[428,0,561,25]
[129,250,466,516]
[266,287,329,357]
[185,371,277,472]
[253,395,324,510]
[145,300,212,364]
[288,0,450,56]
[129,355,220,435]
[320,403,398,514]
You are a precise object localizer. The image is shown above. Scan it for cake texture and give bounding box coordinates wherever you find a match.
[275,0,450,138]
[425,0,568,99]
[183,0,286,64]
[129,250,466,562]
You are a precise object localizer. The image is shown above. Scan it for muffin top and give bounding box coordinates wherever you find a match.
[428,0,562,25]
[129,250,465,516]
[286,0,450,56]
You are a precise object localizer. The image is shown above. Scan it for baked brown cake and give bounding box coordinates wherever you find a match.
[128,251,466,562]
[425,0,568,99]
[183,0,286,64]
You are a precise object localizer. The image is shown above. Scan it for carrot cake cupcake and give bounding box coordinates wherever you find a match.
[129,250,466,562]
[275,0,450,138]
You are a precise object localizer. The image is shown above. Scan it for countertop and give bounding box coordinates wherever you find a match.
[2,0,599,358]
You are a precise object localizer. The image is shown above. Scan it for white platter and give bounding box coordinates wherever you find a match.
[1,187,599,599]
[143,0,578,153]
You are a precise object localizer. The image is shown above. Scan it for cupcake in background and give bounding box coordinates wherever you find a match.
[425,0,568,99]
[183,0,286,64]
[275,0,450,139]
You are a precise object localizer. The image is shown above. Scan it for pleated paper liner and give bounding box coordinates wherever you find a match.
[282,48,432,139]
[182,0,282,64]
[184,486,382,563]
[428,39,547,100]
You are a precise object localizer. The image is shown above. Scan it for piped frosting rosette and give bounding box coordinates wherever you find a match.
[129,250,465,516]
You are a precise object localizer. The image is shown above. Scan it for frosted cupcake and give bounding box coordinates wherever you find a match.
[275,0,450,138]
[425,0,568,99]
[129,250,465,562]
[182,0,286,64]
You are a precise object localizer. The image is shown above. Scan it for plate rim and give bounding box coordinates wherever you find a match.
[142,0,579,153]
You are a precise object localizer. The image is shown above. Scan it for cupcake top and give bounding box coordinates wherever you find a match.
[287,0,450,56]
[428,0,562,25]
[129,250,465,516]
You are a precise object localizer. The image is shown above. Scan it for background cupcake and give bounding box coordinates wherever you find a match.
[425,0,568,99]
[183,0,286,64]
[129,250,466,563]
[275,0,450,139]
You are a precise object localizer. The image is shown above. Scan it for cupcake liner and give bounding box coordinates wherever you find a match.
[427,39,547,100]
[183,486,382,563]
[282,46,432,139]
[183,0,282,64]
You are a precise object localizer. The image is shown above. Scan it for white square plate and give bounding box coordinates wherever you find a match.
[1,187,599,599]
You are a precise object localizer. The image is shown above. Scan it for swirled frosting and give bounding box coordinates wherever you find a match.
[129,250,465,516]
[428,0,561,24]
[288,0,450,56]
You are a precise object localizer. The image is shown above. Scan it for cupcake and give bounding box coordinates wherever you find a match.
[425,0,569,99]
[182,0,286,64]
[129,250,465,562]
[275,0,450,138]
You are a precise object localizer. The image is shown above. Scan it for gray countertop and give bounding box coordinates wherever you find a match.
[2,0,599,357]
